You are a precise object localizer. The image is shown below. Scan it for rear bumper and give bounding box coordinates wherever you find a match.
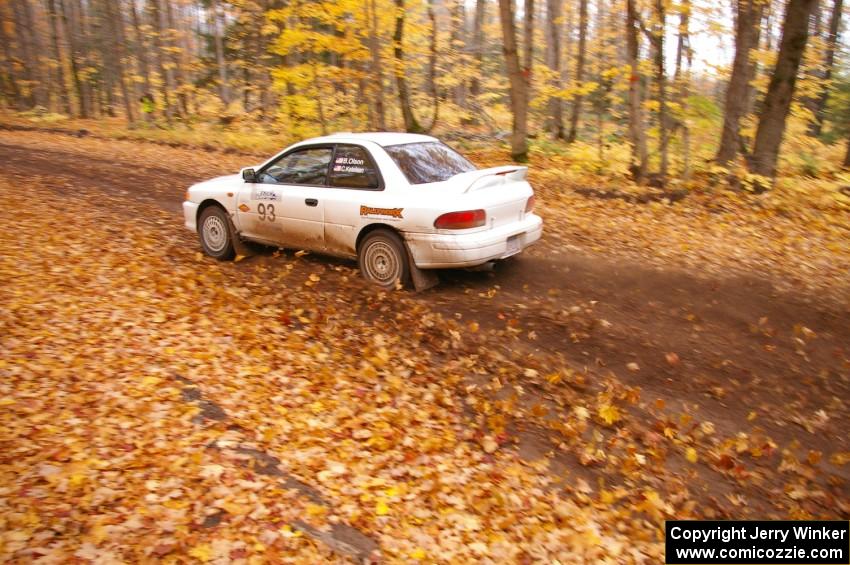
[404,214,543,269]
[183,201,199,232]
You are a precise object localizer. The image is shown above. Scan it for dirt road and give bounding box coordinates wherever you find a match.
[1,130,848,553]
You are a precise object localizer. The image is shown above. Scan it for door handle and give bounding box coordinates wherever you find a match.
[305,198,318,207]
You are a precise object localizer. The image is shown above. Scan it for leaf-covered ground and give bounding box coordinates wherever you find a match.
[0,130,848,563]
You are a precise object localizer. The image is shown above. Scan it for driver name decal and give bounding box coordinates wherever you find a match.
[360,205,404,219]
[334,155,366,175]
[251,188,281,201]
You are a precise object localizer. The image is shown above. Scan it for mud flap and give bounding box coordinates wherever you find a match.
[404,242,439,292]
[225,213,255,258]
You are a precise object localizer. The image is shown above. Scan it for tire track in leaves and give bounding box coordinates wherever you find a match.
[173,374,381,563]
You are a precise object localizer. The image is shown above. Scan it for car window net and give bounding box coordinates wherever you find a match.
[384,142,475,184]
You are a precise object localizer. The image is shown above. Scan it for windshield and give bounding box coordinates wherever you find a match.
[384,142,476,184]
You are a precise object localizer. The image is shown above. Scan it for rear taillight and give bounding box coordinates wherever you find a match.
[434,209,486,229]
[525,195,535,213]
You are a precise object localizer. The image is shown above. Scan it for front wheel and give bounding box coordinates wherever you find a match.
[358,229,410,288]
[198,205,236,260]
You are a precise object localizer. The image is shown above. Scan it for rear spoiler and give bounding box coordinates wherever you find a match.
[460,166,529,193]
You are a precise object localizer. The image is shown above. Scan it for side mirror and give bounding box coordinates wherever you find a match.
[242,168,257,183]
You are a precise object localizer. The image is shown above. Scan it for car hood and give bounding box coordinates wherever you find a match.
[191,173,241,191]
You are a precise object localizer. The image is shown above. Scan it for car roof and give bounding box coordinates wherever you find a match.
[301,132,439,147]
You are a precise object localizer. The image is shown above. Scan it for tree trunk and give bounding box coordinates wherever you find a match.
[22,0,50,108]
[393,0,423,132]
[567,0,587,143]
[0,3,25,109]
[744,5,764,123]
[545,0,563,139]
[11,0,39,107]
[75,0,97,117]
[92,0,116,117]
[450,0,467,107]
[46,0,72,114]
[164,0,188,116]
[675,0,692,178]
[148,0,173,122]
[470,0,486,98]
[499,0,529,160]
[716,0,764,165]
[104,0,134,122]
[651,0,669,181]
[562,0,572,92]
[367,0,385,129]
[311,64,327,135]
[626,0,648,182]
[210,0,229,106]
[522,0,534,79]
[749,0,819,180]
[808,0,842,136]
[594,0,607,161]
[425,0,439,131]
[844,135,850,168]
[59,0,88,117]
[130,0,151,95]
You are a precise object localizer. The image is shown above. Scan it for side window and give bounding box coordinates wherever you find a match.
[329,145,380,189]
[260,147,333,185]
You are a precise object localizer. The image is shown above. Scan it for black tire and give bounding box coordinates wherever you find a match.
[198,205,236,260]
[358,229,411,288]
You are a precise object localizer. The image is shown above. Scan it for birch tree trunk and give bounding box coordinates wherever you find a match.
[749,0,819,180]
[499,0,529,160]
[567,0,587,143]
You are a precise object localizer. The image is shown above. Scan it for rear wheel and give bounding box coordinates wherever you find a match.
[198,205,236,260]
[358,229,410,288]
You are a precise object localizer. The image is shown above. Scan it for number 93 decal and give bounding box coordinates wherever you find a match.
[257,203,276,222]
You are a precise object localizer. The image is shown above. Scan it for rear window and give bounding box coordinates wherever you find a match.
[384,142,476,184]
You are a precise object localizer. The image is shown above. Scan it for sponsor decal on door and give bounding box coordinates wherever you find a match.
[251,188,281,201]
[360,205,404,219]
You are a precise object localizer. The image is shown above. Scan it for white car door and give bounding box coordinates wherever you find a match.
[322,144,387,257]
[237,146,331,251]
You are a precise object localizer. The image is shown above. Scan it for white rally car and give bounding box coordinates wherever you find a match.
[183,132,542,287]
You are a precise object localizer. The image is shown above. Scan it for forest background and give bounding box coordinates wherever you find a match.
[1,0,849,192]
